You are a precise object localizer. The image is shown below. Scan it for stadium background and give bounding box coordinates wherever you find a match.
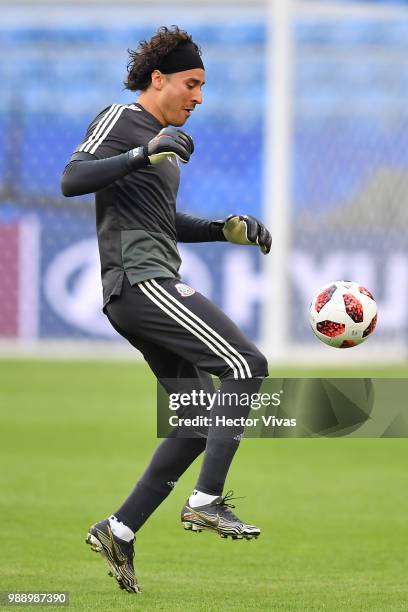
[1,0,407,363]
[1,1,408,610]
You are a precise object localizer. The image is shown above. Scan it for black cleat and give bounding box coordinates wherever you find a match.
[85,519,141,594]
[181,491,260,540]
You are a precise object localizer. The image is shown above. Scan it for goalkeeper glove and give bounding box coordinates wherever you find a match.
[214,214,272,255]
[128,127,194,167]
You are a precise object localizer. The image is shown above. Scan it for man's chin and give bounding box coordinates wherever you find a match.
[169,114,188,127]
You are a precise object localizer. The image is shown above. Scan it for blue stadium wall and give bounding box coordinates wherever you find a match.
[1,6,407,346]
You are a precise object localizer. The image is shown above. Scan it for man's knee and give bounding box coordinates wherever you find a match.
[220,346,268,380]
[248,348,268,378]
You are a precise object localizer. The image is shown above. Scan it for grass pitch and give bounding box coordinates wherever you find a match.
[0,360,407,611]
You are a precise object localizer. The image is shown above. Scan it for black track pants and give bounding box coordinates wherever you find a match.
[106,275,268,382]
[106,275,268,527]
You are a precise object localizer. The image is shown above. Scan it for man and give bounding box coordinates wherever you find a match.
[61,26,271,594]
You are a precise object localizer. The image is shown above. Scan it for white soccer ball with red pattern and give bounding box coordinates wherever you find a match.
[309,281,377,348]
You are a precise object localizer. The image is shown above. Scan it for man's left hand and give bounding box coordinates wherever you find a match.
[214,214,272,255]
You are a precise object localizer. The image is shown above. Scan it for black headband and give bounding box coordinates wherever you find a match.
[157,42,204,74]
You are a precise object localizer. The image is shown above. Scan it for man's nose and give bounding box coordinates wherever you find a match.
[192,89,203,105]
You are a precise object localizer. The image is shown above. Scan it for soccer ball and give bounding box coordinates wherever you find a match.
[309,281,377,348]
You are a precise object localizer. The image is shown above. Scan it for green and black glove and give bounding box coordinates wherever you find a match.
[213,214,272,255]
[145,127,194,165]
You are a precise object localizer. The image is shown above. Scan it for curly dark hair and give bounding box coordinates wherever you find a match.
[124,25,201,92]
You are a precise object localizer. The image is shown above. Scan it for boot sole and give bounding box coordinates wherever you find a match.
[85,530,141,594]
[182,521,259,540]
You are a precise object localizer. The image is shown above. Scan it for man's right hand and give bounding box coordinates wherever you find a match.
[145,127,194,165]
[64,128,194,196]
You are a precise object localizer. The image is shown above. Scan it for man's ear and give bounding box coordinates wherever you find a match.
[151,69,165,91]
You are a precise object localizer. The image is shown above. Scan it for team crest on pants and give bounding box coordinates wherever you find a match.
[175,283,195,298]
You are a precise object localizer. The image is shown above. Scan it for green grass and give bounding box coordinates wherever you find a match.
[0,360,408,611]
